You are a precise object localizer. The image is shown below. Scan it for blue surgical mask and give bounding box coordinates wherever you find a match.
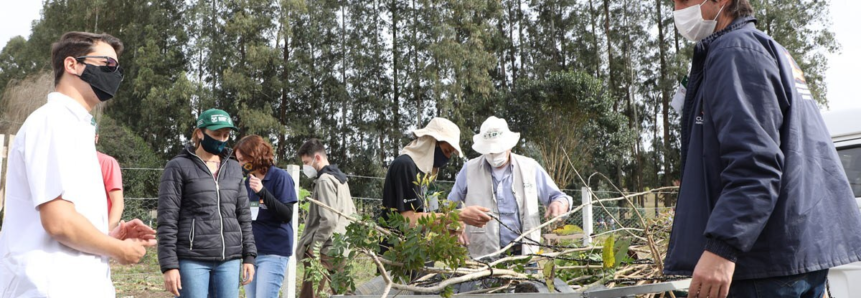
[201,132,227,155]
[433,145,451,168]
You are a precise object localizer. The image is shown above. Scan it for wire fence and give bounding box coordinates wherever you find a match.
[116,168,678,232]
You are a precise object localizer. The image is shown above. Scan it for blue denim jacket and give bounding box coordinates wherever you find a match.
[664,17,861,280]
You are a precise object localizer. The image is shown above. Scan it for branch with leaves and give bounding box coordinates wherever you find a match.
[302,170,682,297]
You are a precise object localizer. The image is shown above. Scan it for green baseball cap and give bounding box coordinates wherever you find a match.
[197,109,238,131]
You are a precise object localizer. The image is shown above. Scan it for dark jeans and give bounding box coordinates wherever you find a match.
[727,269,828,298]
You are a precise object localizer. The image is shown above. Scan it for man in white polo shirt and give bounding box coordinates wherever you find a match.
[0,32,156,297]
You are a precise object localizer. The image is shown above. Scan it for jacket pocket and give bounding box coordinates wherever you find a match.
[189,219,196,250]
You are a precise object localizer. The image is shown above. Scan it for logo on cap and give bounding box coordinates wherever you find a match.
[211,115,230,123]
[483,130,504,140]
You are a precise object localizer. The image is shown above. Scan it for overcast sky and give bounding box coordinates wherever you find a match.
[1,0,858,111]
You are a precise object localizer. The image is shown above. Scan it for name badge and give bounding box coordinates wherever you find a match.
[250,201,260,221]
[671,85,686,113]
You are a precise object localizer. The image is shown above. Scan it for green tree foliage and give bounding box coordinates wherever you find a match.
[753,0,838,106]
[504,71,633,189]
[0,0,842,199]
[96,115,164,198]
[0,37,39,98]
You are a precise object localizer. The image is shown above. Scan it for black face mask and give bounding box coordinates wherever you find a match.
[201,133,227,155]
[433,145,451,168]
[78,63,123,102]
[242,163,254,177]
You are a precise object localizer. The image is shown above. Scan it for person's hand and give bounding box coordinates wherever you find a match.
[110,219,157,241]
[163,269,182,296]
[689,251,735,298]
[460,205,492,227]
[114,237,157,265]
[241,263,255,285]
[457,229,469,245]
[248,175,264,193]
[544,200,569,220]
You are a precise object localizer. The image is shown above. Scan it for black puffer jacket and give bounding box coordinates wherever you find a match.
[157,146,256,273]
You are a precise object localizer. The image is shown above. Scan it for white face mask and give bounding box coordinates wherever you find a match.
[303,164,317,179]
[487,152,509,168]
[674,0,725,42]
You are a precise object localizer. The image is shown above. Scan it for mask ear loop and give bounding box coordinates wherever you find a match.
[713,1,726,21]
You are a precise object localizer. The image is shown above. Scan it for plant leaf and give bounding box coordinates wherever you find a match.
[602,235,615,269]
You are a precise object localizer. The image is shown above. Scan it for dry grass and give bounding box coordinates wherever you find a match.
[0,71,53,134]
[110,247,378,298]
[111,248,172,298]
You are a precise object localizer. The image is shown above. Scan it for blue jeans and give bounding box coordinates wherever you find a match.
[243,254,290,298]
[727,269,828,298]
[177,259,241,298]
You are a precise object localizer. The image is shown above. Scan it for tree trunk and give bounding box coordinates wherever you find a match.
[375,0,386,164]
[518,0,526,80]
[623,0,640,198]
[603,0,622,188]
[498,10,509,90]
[603,0,613,90]
[341,3,349,162]
[589,0,600,79]
[279,13,291,161]
[508,0,517,89]
[658,0,672,188]
[392,0,401,158]
[654,89,660,210]
[412,0,422,126]
[763,0,770,35]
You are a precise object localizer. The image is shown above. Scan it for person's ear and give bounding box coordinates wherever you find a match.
[64,57,81,77]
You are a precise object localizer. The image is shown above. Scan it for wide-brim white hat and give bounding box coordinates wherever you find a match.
[472,116,520,155]
[412,117,464,157]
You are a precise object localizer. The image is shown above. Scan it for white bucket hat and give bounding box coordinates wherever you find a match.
[472,116,520,155]
[411,117,464,157]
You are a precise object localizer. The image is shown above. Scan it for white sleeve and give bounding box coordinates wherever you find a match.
[24,118,80,208]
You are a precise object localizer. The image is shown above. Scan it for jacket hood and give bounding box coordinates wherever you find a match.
[319,165,348,184]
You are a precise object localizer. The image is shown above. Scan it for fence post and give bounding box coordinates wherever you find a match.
[283,165,300,298]
[0,134,10,215]
[582,187,593,246]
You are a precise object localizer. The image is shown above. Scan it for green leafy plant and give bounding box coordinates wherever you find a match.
[303,256,327,297]
[324,173,467,296]
[314,173,642,295]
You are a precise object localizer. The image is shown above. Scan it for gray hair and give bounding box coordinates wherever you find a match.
[725,0,754,18]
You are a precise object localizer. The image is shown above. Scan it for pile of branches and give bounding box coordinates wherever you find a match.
[305,152,685,297]
[306,184,683,298]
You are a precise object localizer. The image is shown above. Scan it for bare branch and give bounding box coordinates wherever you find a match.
[305,196,393,236]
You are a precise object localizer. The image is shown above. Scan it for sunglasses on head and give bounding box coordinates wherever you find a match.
[75,55,122,73]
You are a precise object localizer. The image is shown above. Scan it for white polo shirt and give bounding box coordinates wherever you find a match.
[0,92,113,297]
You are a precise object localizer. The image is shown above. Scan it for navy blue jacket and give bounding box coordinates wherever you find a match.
[664,17,861,280]
[245,166,298,257]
